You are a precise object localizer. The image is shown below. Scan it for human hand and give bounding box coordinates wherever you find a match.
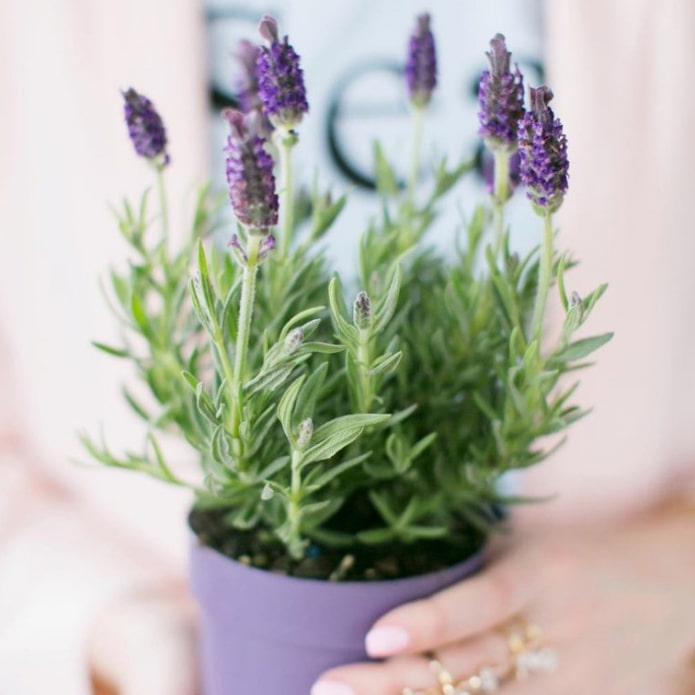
[88,581,199,695]
[312,508,695,695]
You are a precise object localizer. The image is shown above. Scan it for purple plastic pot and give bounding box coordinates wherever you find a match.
[190,539,483,695]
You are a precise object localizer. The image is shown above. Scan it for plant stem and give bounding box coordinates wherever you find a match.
[492,149,510,257]
[407,105,424,206]
[230,234,262,458]
[155,167,172,347]
[276,129,296,261]
[356,328,373,412]
[531,213,554,345]
[288,448,303,559]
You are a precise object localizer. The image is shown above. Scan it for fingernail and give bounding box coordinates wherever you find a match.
[365,625,410,657]
[311,681,356,695]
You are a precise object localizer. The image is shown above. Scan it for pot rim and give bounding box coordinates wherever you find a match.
[191,533,485,587]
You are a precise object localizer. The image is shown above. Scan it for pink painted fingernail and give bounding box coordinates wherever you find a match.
[365,625,410,657]
[311,681,356,695]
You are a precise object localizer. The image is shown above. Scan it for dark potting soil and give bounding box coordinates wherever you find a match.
[189,507,486,582]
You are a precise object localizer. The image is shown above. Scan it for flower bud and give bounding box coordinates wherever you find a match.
[257,15,309,129]
[353,291,372,329]
[258,234,276,262]
[518,86,569,213]
[296,418,313,450]
[228,234,248,265]
[122,88,169,166]
[284,328,304,354]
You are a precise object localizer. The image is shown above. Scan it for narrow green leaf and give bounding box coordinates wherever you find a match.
[312,413,390,442]
[554,332,613,362]
[197,241,217,316]
[302,427,365,465]
[374,142,398,197]
[277,374,306,441]
[367,350,402,377]
[92,341,129,358]
[307,452,371,490]
[294,362,328,423]
[373,265,402,334]
[357,527,397,544]
[130,292,150,335]
[279,306,325,340]
[369,490,398,525]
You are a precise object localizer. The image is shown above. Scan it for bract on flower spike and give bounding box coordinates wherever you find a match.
[518,86,569,213]
[223,109,279,233]
[122,88,169,166]
[257,15,309,129]
[235,40,262,115]
[478,34,525,153]
[405,13,437,107]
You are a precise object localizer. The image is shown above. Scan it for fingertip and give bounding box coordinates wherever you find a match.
[365,624,411,657]
[310,680,356,695]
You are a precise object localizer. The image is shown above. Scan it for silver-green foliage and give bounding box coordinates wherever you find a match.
[82,142,610,561]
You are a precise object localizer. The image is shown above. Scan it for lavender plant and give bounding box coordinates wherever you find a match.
[82,19,611,579]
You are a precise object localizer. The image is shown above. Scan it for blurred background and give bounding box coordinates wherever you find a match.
[1,1,694,693]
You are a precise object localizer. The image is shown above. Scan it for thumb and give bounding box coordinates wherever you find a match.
[89,583,199,695]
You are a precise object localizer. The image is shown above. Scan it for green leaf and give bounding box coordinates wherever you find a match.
[196,382,219,423]
[373,265,402,334]
[196,240,217,316]
[181,370,199,391]
[374,142,398,197]
[244,365,294,396]
[294,362,328,422]
[277,374,306,441]
[301,498,344,526]
[302,427,365,465]
[211,425,235,470]
[328,276,358,347]
[111,271,130,308]
[130,291,150,335]
[406,525,448,540]
[554,332,613,362]
[255,456,290,481]
[92,341,129,358]
[298,341,345,355]
[189,277,212,331]
[306,451,371,490]
[369,490,398,525]
[367,350,402,377]
[311,413,390,441]
[357,528,397,544]
[279,306,325,341]
[122,386,151,421]
[311,192,347,239]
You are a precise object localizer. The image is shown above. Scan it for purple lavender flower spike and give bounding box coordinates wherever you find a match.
[256,15,309,129]
[518,86,569,213]
[477,34,525,152]
[122,88,169,166]
[224,109,279,232]
[405,13,437,107]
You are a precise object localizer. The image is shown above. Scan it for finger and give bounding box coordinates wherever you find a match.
[365,540,544,657]
[312,631,512,695]
[312,655,434,695]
